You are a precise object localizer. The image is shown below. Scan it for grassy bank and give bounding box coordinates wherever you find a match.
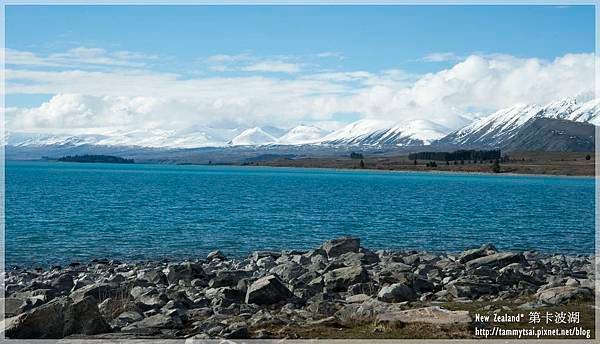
[244,151,595,176]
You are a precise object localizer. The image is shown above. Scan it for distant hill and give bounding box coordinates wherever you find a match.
[58,154,135,164]
[435,97,598,150]
[502,117,595,152]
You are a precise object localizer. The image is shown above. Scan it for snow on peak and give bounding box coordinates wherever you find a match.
[228,127,278,146]
[319,118,449,146]
[277,125,330,145]
[319,119,394,144]
[439,97,599,146]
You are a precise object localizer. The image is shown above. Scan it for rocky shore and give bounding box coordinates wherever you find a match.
[2,237,595,339]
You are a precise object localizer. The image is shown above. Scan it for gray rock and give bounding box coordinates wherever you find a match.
[209,270,251,288]
[5,296,110,339]
[323,266,369,291]
[377,283,417,303]
[377,306,471,324]
[165,262,205,285]
[320,237,360,258]
[346,294,372,303]
[270,262,305,281]
[245,275,293,305]
[50,274,74,293]
[4,297,70,338]
[458,243,497,264]
[70,283,119,303]
[466,252,526,270]
[116,311,143,324]
[139,270,168,285]
[445,277,499,298]
[207,250,226,261]
[122,313,183,331]
[256,256,276,270]
[536,286,593,305]
[3,297,26,317]
[63,296,112,335]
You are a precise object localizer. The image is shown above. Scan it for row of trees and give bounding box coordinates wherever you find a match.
[408,149,501,162]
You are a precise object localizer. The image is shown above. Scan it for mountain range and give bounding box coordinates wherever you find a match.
[6,97,598,155]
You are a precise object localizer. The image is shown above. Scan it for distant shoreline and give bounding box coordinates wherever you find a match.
[233,162,596,179]
[6,158,596,178]
[235,151,595,177]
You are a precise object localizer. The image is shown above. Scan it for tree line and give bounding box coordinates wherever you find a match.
[408,149,501,162]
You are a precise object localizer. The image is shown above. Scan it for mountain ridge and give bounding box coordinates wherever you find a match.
[6,97,598,153]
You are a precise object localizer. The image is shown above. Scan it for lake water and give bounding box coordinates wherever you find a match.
[5,161,596,266]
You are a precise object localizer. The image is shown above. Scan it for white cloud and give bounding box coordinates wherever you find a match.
[202,53,303,74]
[206,53,251,63]
[241,61,302,73]
[4,47,157,69]
[422,52,462,62]
[6,52,595,134]
[315,51,345,59]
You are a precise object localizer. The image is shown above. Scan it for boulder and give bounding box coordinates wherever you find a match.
[536,286,593,305]
[346,294,372,303]
[122,313,183,331]
[207,250,226,261]
[445,277,499,298]
[117,311,144,324]
[270,262,305,281]
[3,297,26,317]
[320,237,360,258]
[377,306,471,324]
[4,296,110,339]
[139,270,168,285]
[377,283,417,302]
[458,243,497,264]
[134,290,169,311]
[165,262,205,285]
[323,266,369,291]
[63,296,111,335]
[209,270,251,288]
[465,252,526,270]
[70,283,119,303]
[245,275,293,305]
[4,297,69,338]
[50,274,74,293]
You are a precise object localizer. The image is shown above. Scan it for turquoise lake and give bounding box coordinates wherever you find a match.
[5,161,596,266]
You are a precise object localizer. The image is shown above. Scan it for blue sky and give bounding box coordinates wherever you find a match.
[7,5,594,76]
[4,5,596,134]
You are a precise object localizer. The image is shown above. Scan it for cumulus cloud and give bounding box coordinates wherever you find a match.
[6,52,595,134]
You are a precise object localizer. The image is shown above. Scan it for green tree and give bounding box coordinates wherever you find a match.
[492,159,501,173]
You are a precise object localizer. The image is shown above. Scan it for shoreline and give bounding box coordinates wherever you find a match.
[234,162,597,179]
[4,237,595,339]
[9,158,596,178]
[7,241,596,270]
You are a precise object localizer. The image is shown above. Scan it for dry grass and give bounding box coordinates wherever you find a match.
[249,300,595,339]
[248,151,595,176]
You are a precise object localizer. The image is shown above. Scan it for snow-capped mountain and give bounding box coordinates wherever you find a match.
[228,127,278,146]
[6,127,241,149]
[319,119,450,146]
[6,96,598,153]
[277,125,331,145]
[437,97,599,147]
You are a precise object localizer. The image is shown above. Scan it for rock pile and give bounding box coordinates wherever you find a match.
[2,237,595,339]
